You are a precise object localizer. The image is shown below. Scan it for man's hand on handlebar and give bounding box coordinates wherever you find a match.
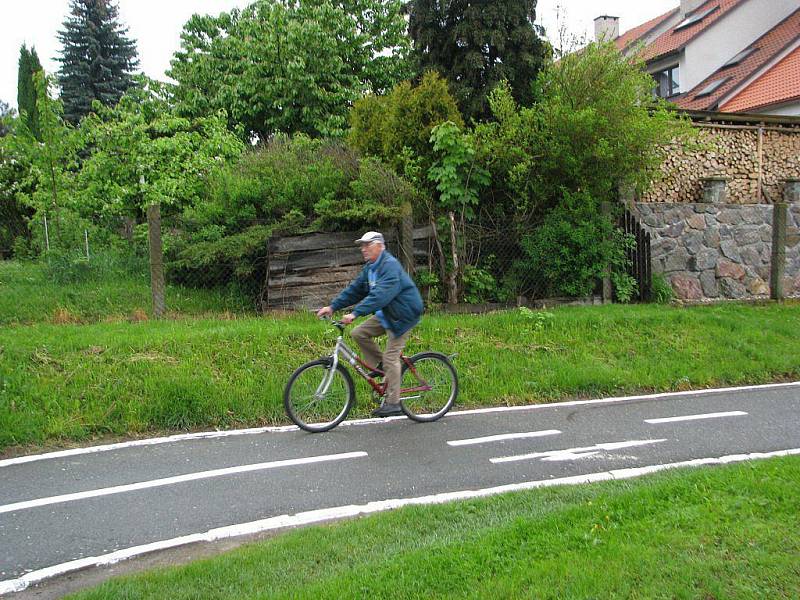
[316,306,333,319]
[341,313,356,325]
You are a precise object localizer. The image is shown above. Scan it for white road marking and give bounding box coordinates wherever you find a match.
[0,452,367,516]
[447,430,561,446]
[490,439,668,464]
[2,447,798,595]
[645,411,748,424]
[2,381,798,468]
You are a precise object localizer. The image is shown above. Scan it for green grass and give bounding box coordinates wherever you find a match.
[1,301,799,452]
[0,259,251,325]
[67,456,800,599]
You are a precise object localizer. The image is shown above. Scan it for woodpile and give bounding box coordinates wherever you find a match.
[642,124,800,204]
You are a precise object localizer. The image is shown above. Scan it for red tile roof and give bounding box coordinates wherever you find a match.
[614,9,678,53]
[721,44,800,112]
[614,0,748,62]
[675,9,800,111]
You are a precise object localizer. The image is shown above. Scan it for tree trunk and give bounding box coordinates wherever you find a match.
[147,203,166,318]
[447,211,459,304]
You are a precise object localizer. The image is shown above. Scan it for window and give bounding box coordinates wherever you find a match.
[695,77,730,98]
[721,47,758,69]
[675,5,719,31]
[653,65,680,98]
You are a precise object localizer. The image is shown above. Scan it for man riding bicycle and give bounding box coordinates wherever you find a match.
[316,231,423,417]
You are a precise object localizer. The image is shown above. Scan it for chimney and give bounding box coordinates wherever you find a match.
[594,15,619,42]
[680,0,706,15]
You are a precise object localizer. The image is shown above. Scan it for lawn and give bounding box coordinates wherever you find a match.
[1,301,798,452]
[66,455,800,599]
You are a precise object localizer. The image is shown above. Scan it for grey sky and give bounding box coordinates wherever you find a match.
[1,0,679,110]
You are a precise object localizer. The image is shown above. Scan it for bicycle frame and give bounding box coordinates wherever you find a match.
[316,328,431,401]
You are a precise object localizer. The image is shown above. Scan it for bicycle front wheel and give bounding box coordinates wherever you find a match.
[284,359,355,432]
[400,352,458,422]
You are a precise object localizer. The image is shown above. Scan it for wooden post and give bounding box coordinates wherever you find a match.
[400,202,415,276]
[601,201,613,304]
[147,203,166,318]
[770,202,787,301]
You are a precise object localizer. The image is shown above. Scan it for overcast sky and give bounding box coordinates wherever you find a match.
[0,0,679,110]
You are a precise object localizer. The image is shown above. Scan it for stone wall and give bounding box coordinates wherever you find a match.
[642,124,800,205]
[634,202,800,301]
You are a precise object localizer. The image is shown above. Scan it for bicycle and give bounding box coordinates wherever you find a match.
[283,319,458,432]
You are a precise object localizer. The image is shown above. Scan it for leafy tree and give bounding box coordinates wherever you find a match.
[428,120,489,302]
[57,0,140,124]
[0,100,13,137]
[169,0,411,141]
[408,0,549,122]
[77,77,245,223]
[349,71,463,179]
[0,113,36,258]
[11,72,82,249]
[473,42,694,298]
[17,45,43,140]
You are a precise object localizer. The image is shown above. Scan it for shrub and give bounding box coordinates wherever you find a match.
[514,190,633,298]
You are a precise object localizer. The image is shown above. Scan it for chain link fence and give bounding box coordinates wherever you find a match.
[4,205,654,326]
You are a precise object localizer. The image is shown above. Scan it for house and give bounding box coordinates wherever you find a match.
[595,0,800,115]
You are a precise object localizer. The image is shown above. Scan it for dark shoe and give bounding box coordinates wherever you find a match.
[368,362,383,378]
[371,403,403,417]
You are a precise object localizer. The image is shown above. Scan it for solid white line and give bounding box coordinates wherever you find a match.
[2,447,799,595]
[3,381,798,468]
[645,411,748,424]
[491,439,668,464]
[447,430,561,446]
[0,452,367,516]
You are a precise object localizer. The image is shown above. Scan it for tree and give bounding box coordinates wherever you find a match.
[0,100,13,137]
[17,45,43,140]
[56,0,140,124]
[169,0,412,141]
[473,42,694,298]
[408,0,549,122]
[349,71,463,177]
[11,72,81,250]
[77,77,244,221]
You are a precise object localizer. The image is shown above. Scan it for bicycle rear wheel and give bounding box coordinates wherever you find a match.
[400,352,458,422]
[284,359,355,432]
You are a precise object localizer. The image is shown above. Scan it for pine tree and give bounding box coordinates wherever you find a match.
[56,0,139,124]
[17,45,43,140]
[408,0,549,122]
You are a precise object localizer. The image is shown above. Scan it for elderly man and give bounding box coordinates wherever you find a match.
[316,231,423,417]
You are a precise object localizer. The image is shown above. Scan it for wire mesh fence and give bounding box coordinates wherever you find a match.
[4,203,658,326]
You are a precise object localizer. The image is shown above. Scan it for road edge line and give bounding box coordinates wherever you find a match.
[2,447,799,595]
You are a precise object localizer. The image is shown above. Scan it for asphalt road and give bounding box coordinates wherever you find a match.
[2,382,799,595]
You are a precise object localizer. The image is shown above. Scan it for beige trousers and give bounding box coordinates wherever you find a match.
[350,316,411,405]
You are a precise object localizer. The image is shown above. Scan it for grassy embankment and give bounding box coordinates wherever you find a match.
[67,455,800,599]
[1,260,798,452]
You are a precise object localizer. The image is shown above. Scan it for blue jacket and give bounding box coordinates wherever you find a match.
[331,251,423,336]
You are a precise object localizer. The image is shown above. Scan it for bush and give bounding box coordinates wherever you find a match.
[514,190,633,298]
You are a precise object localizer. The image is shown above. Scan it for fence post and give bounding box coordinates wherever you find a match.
[147,203,166,318]
[601,201,613,304]
[43,215,50,252]
[399,202,415,276]
[770,202,787,301]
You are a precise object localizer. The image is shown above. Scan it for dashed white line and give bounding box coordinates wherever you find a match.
[645,411,748,424]
[447,430,561,446]
[490,439,668,464]
[3,381,797,468]
[0,452,367,516]
[3,447,798,596]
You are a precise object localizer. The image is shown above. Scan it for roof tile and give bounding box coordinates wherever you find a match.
[675,9,800,111]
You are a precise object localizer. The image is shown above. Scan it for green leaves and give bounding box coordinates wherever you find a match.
[169,0,411,141]
[428,121,489,216]
[78,77,245,216]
